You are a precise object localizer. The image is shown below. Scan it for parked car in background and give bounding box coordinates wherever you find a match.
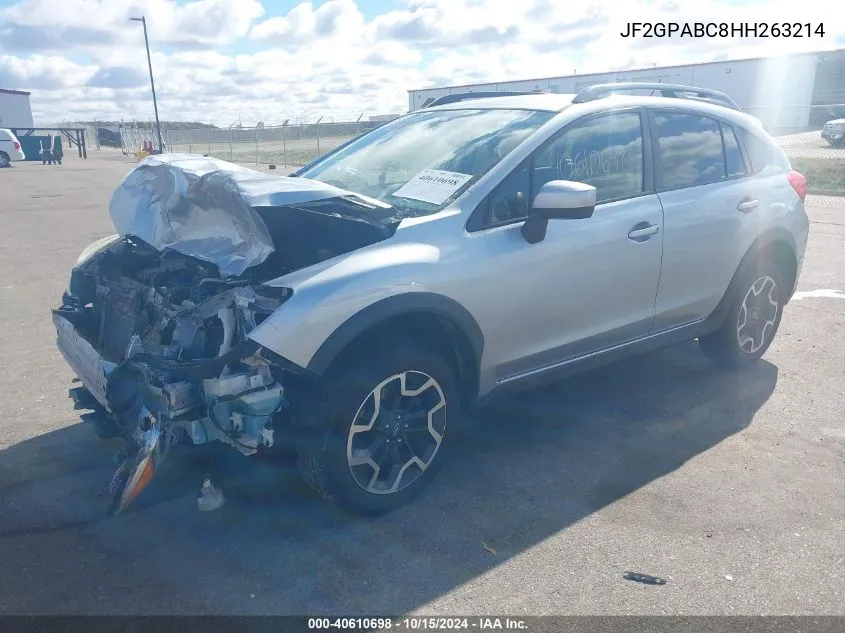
[54,84,809,517]
[0,128,26,167]
[821,119,845,147]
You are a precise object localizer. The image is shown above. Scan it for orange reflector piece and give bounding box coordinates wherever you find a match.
[117,455,155,513]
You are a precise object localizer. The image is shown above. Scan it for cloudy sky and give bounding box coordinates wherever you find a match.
[0,0,841,125]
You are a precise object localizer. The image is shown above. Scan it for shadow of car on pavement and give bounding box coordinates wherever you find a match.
[0,341,778,615]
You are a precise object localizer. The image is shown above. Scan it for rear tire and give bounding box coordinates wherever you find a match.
[699,259,786,368]
[294,338,459,515]
[0,152,10,168]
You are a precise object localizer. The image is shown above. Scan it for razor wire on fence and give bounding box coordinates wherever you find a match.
[159,119,387,167]
[40,114,402,167]
[106,116,395,167]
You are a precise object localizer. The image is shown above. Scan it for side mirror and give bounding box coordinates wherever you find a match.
[521,181,596,244]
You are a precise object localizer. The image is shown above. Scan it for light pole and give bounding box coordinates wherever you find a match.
[130,16,164,153]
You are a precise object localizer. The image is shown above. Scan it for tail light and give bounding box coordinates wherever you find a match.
[13,141,21,151]
[787,170,807,202]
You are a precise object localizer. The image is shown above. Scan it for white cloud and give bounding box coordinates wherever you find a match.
[370,0,528,46]
[251,0,365,45]
[0,0,264,50]
[0,55,98,90]
[0,0,841,124]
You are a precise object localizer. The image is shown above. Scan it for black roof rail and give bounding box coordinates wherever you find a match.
[572,82,740,110]
[424,91,544,108]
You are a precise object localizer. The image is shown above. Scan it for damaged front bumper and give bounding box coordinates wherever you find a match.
[55,312,115,410]
[54,309,288,515]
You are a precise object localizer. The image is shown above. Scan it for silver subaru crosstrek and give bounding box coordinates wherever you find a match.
[54,84,809,515]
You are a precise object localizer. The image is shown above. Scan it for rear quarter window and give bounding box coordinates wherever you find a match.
[734,126,789,174]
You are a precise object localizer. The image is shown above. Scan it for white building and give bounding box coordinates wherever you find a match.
[408,48,845,131]
[0,88,34,129]
[369,114,402,122]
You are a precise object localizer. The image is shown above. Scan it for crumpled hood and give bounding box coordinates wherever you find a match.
[109,153,355,276]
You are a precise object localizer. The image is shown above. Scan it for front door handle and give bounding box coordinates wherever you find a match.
[628,224,660,241]
[737,197,759,213]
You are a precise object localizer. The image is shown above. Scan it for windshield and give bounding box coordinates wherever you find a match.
[297,108,554,218]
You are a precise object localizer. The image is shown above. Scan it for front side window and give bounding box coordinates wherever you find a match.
[297,108,554,219]
[533,112,644,203]
[486,164,530,226]
[478,112,645,229]
[653,112,726,189]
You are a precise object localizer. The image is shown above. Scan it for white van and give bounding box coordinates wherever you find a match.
[0,128,26,167]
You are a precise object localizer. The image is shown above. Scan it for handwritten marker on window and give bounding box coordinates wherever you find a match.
[623,571,667,585]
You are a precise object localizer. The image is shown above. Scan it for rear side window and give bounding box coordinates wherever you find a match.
[653,112,725,189]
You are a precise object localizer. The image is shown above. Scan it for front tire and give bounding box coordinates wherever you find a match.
[295,339,459,515]
[699,260,786,368]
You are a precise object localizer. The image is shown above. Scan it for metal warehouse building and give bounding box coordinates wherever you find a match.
[0,88,34,129]
[408,48,845,131]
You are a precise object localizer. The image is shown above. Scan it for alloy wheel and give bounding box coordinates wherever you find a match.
[736,275,779,354]
[346,370,446,495]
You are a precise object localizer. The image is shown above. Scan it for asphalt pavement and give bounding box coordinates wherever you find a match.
[0,156,842,616]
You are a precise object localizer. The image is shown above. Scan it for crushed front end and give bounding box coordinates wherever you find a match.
[52,154,399,514]
[54,236,292,514]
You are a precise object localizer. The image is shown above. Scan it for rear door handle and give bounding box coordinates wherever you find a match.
[628,224,660,240]
[737,198,759,213]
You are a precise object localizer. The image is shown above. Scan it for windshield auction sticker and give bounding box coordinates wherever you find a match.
[392,169,473,205]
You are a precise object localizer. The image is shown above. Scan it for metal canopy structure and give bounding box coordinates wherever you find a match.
[10,127,89,158]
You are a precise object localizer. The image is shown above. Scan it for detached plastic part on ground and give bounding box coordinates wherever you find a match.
[197,478,226,512]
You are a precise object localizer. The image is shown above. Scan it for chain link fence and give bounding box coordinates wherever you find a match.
[45,104,845,165]
[40,119,101,150]
[771,129,844,159]
[109,117,398,169]
[39,115,402,169]
[737,103,845,159]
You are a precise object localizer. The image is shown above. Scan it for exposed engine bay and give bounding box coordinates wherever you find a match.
[60,237,288,366]
[54,237,295,512]
[52,154,401,514]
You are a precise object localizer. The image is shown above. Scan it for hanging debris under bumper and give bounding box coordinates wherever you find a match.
[54,300,290,513]
[52,251,295,513]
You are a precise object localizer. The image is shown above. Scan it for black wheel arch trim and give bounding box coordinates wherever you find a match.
[706,227,798,331]
[306,292,485,377]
